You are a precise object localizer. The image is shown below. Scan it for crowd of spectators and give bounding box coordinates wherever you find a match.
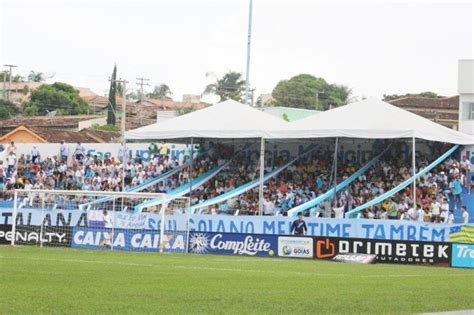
[0,140,471,223]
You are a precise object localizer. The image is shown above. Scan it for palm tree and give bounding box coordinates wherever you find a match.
[147,84,173,99]
[203,71,246,102]
[28,71,45,82]
[147,84,173,109]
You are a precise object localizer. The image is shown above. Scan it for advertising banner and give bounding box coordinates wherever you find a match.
[0,224,12,245]
[314,237,451,265]
[14,225,72,247]
[71,227,186,253]
[1,208,472,243]
[277,236,313,259]
[451,243,474,268]
[188,232,277,257]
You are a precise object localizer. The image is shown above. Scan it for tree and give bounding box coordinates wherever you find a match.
[147,84,173,109]
[0,72,24,82]
[27,71,45,82]
[24,82,91,116]
[0,100,18,119]
[147,84,173,99]
[271,74,351,110]
[107,65,117,125]
[383,92,442,101]
[203,71,246,102]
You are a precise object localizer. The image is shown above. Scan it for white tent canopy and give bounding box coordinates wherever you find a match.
[125,99,290,140]
[280,98,473,144]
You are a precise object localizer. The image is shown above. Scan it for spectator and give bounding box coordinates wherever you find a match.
[461,206,469,224]
[60,140,69,162]
[31,145,40,163]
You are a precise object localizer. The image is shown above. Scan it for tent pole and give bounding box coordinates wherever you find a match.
[332,137,338,207]
[189,137,194,205]
[412,137,416,211]
[258,137,265,216]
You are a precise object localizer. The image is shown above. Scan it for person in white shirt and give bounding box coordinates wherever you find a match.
[75,142,85,161]
[333,202,345,219]
[407,207,418,221]
[7,152,16,175]
[7,141,16,156]
[416,208,425,222]
[431,199,441,220]
[100,210,113,247]
[447,211,455,224]
[31,145,40,163]
[461,206,469,224]
[262,195,275,216]
[60,140,69,162]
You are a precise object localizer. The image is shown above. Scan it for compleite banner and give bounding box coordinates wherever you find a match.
[313,237,451,265]
[71,227,186,253]
[188,232,277,257]
[451,243,474,268]
[1,208,472,243]
[277,236,313,259]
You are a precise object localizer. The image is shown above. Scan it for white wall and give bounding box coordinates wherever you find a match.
[78,117,107,131]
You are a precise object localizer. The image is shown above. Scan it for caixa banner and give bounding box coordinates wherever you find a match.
[313,237,451,266]
[71,227,186,253]
[188,232,277,257]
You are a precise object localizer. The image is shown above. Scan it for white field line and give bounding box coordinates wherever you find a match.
[1,255,473,279]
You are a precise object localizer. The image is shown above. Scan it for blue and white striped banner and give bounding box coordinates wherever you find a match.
[287,148,389,217]
[345,145,459,218]
[190,158,297,212]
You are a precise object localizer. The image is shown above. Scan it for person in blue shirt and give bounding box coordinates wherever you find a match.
[449,175,463,210]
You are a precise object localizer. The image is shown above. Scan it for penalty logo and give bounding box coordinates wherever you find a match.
[189,233,210,254]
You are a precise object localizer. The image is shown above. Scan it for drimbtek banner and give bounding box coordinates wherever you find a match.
[188,232,277,257]
[313,237,451,265]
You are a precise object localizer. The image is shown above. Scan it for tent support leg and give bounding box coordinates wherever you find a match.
[332,137,339,207]
[258,137,265,216]
[412,137,416,211]
[189,137,194,205]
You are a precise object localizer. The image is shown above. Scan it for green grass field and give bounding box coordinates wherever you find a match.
[1,246,473,314]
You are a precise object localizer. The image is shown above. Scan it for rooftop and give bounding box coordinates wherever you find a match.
[0,115,105,129]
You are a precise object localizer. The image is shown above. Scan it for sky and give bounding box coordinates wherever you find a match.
[1,0,473,103]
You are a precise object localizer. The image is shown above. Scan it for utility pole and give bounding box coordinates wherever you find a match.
[3,64,17,102]
[2,71,7,101]
[244,0,253,105]
[136,77,150,125]
[250,88,256,107]
[109,77,128,192]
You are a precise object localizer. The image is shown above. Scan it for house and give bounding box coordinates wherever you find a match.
[0,125,120,144]
[0,115,107,135]
[1,81,97,105]
[388,96,459,129]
